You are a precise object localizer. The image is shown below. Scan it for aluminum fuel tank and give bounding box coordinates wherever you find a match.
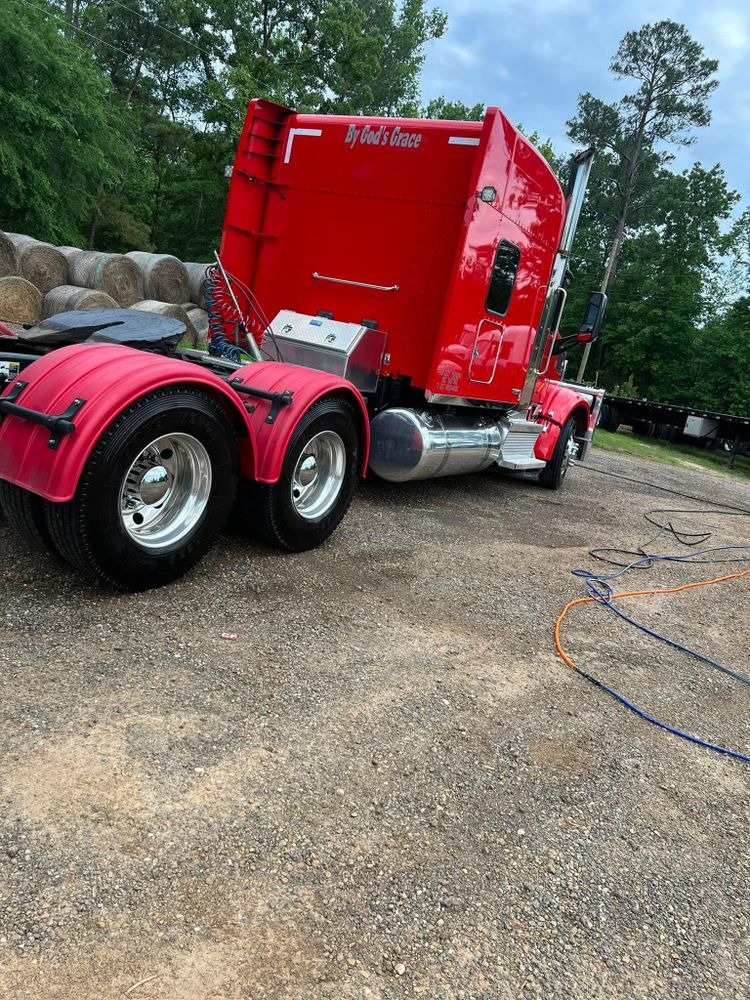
[368,408,508,482]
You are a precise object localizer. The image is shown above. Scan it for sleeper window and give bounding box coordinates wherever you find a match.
[486,240,520,317]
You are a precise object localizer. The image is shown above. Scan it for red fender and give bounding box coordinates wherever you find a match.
[0,346,370,503]
[230,361,370,482]
[0,344,258,502]
[532,380,590,462]
[534,421,562,462]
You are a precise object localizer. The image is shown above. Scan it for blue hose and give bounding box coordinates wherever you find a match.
[573,660,750,763]
[203,265,254,364]
[573,551,750,686]
[566,527,750,762]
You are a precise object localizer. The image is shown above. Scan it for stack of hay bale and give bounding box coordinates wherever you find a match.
[0,230,212,349]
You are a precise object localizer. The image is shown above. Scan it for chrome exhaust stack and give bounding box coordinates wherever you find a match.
[560,149,595,258]
[519,148,595,407]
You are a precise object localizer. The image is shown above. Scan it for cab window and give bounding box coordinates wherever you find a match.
[486,240,520,317]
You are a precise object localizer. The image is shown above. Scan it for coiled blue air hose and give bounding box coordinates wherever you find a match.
[558,471,750,763]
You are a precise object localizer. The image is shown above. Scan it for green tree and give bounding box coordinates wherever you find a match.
[214,0,446,119]
[580,163,738,402]
[568,20,718,378]
[0,1,130,244]
[694,298,750,415]
[170,0,448,257]
[724,207,750,296]
[421,97,484,120]
[41,0,449,257]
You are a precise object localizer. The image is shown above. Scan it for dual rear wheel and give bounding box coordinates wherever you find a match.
[0,389,360,589]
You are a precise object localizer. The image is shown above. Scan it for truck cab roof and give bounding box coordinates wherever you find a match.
[221,100,565,407]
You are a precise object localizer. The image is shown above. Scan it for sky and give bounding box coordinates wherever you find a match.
[419,0,750,202]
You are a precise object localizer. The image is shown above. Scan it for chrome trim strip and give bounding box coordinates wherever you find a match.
[312,272,399,292]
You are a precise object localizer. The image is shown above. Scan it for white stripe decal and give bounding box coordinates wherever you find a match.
[448,136,480,146]
[284,128,323,164]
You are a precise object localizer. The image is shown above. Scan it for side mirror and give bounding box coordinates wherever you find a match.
[578,291,607,343]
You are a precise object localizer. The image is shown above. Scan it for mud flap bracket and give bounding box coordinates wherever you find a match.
[229,378,294,424]
[0,381,87,450]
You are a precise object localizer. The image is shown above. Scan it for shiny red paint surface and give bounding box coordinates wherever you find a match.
[428,114,563,404]
[221,100,565,407]
[532,380,590,461]
[228,361,370,482]
[0,345,257,502]
[0,346,368,502]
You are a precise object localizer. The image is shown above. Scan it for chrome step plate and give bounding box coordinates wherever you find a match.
[496,419,546,471]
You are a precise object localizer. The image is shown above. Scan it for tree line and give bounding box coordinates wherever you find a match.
[1,4,748,414]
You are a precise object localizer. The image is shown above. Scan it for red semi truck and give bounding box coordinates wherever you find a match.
[0,100,606,589]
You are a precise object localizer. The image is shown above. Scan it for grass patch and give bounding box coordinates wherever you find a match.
[594,428,750,481]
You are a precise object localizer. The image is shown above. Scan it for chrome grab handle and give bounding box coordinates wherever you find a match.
[312,271,399,292]
[534,287,567,376]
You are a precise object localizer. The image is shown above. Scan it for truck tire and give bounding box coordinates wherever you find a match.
[241,395,359,551]
[45,387,239,589]
[538,415,576,490]
[598,403,620,433]
[0,480,57,554]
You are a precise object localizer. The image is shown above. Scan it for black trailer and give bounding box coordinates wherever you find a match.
[598,395,750,468]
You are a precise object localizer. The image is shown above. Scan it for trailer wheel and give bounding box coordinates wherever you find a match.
[598,404,620,433]
[45,388,239,589]
[538,415,576,490]
[241,395,359,552]
[0,480,58,555]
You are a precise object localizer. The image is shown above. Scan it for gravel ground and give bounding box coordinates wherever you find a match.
[0,447,748,1000]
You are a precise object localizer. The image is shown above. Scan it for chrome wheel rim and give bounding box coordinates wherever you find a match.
[291,430,346,521]
[561,433,577,478]
[120,433,212,550]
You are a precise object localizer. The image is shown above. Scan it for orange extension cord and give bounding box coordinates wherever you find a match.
[555,567,750,670]
[554,567,750,762]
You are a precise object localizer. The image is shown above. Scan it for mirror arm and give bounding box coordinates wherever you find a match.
[551,334,581,355]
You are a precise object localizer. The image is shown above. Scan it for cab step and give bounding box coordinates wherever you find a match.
[496,419,546,471]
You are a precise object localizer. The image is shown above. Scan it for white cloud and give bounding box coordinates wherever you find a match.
[420,0,750,198]
[444,42,480,67]
[697,7,750,71]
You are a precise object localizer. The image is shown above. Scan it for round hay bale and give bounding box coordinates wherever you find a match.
[0,276,43,324]
[131,299,197,348]
[6,234,68,294]
[0,231,19,278]
[58,246,84,267]
[43,285,118,318]
[67,250,144,307]
[184,262,210,308]
[185,306,209,346]
[126,252,190,305]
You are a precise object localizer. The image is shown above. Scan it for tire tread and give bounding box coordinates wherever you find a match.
[538,415,576,490]
[45,387,238,589]
[241,394,359,552]
[0,480,55,553]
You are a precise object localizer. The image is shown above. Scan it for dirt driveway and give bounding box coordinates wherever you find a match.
[1,449,748,999]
